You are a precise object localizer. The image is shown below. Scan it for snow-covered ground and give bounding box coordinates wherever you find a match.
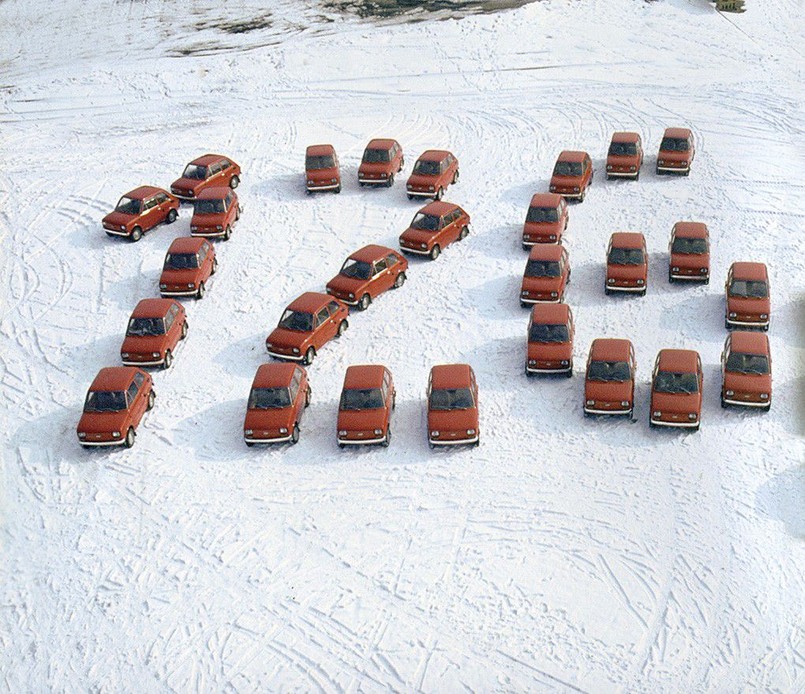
[1,0,803,690]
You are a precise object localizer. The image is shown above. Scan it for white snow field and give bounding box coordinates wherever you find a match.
[1,0,803,691]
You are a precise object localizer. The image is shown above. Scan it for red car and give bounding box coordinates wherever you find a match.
[606,232,648,296]
[406,149,459,200]
[526,303,574,377]
[159,237,217,299]
[326,244,408,310]
[650,349,703,430]
[120,298,187,369]
[305,144,341,194]
[76,367,154,449]
[428,364,479,448]
[520,244,570,306]
[358,138,404,187]
[606,132,643,180]
[522,193,568,248]
[549,150,593,201]
[399,201,471,260]
[266,292,349,365]
[190,187,241,240]
[243,363,311,445]
[669,222,710,283]
[725,262,770,331]
[656,128,695,176]
[170,154,240,200]
[584,338,636,417]
[721,331,772,410]
[102,186,179,241]
[337,365,396,448]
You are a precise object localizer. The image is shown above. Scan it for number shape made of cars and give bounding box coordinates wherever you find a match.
[326,245,408,310]
[102,186,179,242]
[170,154,241,201]
[305,144,341,194]
[605,232,648,296]
[520,244,570,306]
[243,363,311,446]
[584,338,637,418]
[358,138,404,187]
[606,132,643,180]
[549,150,593,202]
[399,201,470,260]
[656,128,695,176]
[406,149,459,201]
[337,365,396,448]
[427,364,480,449]
[159,237,217,299]
[725,261,770,331]
[120,298,187,370]
[522,193,568,248]
[190,187,241,240]
[721,331,772,410]
[526,303,574,377]
[669,222,710,284]
[649,349,703,431]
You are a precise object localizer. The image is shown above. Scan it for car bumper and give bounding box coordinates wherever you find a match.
[191,230,226,238]
[358,177,389,185]
[325,292,359,306]
[307,183,339,191]
[338,436,387,445]
[400,246,432,256]
[429,435,479,446]
[722,397,770,408]
[606,284,645,293]
[122,358,164,367]
[554,191,583,200]
[407,190,436,198]
[521,296,561,304]
[670,273,708,281]
[171,193,196,201]
[606,171,639,178]
[267,349,305,361]
[161,289,199,297]
[245,434,293,444]
[656,165,690,174]
[526,365,571,374]
[522,239,560,246]
[104,228,131,236]
[726,318,769,329]
[585,406,632,415]
[79,438,126,447]
[650,418,699,428]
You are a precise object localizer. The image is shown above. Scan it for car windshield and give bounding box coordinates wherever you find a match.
[529,323,569,343]
[726,352,770,375]
[306,155,334,169]
[588,360,631,382]
[413,160,440,176]
[363,148,390,163]
[553,161,582,177]
[278,310,313,332]
[411,212,440,231]
[526,206,559,223]
[84,390,128,412]
[194,199,225,214]
[340,258,372,280]
[729,279,768,298]
[127,317,165,336]
[660,137,689,152]
[608,248,645,265]
[249,387,292,409]
[115,196,142,215]
[654,371,699,394]
[164,253,198,269]
[182,164,208,180]
[672,237,708,254]
[608,142,638,156]
[340,388,384,410]
[525,260,561,277]
[429,387,474,410]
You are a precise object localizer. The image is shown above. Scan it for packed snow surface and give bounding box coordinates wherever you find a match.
[1,0,803,691]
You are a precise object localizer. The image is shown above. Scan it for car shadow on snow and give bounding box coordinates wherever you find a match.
[213,332,272,379]
[472,224,529,262]
[173,398,248,459]
[755,464,805,539]
[466,275,524,321]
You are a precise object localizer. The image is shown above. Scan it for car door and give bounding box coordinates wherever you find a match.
[219,159,232,185]
[629,343,637,401]
[371,256,393,294]
[636,137,644,167]
[165,303,181,348]
[567,307,575,346]
[207,161,222,185]
[141,195,160,230]
[127,372,148,425]
[314,306,335,346]
[386,253,403,284]
[561,248,570,289]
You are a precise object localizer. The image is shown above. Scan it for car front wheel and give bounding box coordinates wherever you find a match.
[381,427,392,448]
[124,427,136,448]
[337,320,348,336]
[393,271,406,288]
[303,347,316,365]
[196,282,206,299]
[147,390,156,410]
[130,227,143,242]
[230,175,240,189]
[358,293,371,311]
[162,350,173,370]
[429,245,440,261]
[291,424,300,444]
[166,209,178,224]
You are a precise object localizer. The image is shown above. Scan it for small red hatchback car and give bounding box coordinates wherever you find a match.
[358,139,404,187]
[399,201,471,260]
[669,222,710,283]
[650,349,703,430]
[191,187,240,240]
[102,186,179,242]
[305,144,341,194]
[721,331,772,410]
[121,298,187,369]
[337,365,396,448]
[656,128,695,176]
[244,363,311,445]
[606,132,643,180]
[522,193,568,248]
[406,149,459,200]
[550,151,593,201]
[526,303,574,377]
[171,154,240,200]
[725,262,770,331]
[428,364,479,449]
[520,244,570,306]
[266,292,349,365]
[584,338,636,417]
[606,232,648,296]
[77,367,154,448]
[159,237,217,299]
[326,244,408,309]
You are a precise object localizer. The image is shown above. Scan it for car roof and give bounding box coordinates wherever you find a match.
[730,261,768,280]
[189,153,228,166]
[430,363,473,389]
[287,291,334,313]
[306,144,336,156]
[529,303,570,325]
[126,186,166,200]
[663,127,692,139]
[528,243,565,260]
[557,150,588,162]
[611,131,640,143]
[130,298,178,318]
[418,201,462,217]
[196,186,232,200]
[529,193,563,208]
[729,331,770,355]
[590,338,632,361]
[89,366,138,391]
[167,236,207,253]
[343,365,388,389]
[349,244,397,263]
[417,149,452,162]
[252,362,298,388]
[365,138,397,150]
[657,349,699,372]
[673,222,708,238]
[610,232,646,248]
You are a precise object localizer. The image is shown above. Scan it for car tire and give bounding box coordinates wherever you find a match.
[520,300,529,308]
[635,170,641,181]
[459,225,469,240]
[235,206,240,221]
[223,225,231,241]
[211,257,218,275]
[392,391,396,410]
[639,288,647,297]
[131,227,142,242]
[725,320,731,330]
[359,182,365,187]
[429,245,440,261]
[196,282,206,299]
[399,157,404,171]
[435,187,444,201]
[230,175,240,189]
[291,424,300,445]
[393,271,406,289]
[387,174,394,188]
[334,184,341,194]
[147,390,156,410]
[668,273,675,284]
[407,194,414,200]
[303,347,316,365]
[124,427,136,448]
[305,386,311,408]
[166,209,178,224]
[428,442,435,450]
[245,440,255,447]
[525,365,533,377]
[605,288,612,296]
[358,293,371,311]
[655,167,662,176]
[565,362,573,378]
[162,350,173,370]
[338,442,346,449]
[721,397,728,409]
[381,427,391,448]
[181,321,188,339]
[337,319,348,337]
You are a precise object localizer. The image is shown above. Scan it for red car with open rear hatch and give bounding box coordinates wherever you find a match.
[522,193,568,248]
[669,222,710,283]
[428,364,479,449]
[305,144,341,194]
[650,349,703,431]
[406,149,459,200]
[520,244,570,306]
[120,298,187,369]
[526,303,574,377]
[399,201,470,260]
[326,244,408,310]
[159,237,217,299]
[170,154,240,200]
[243,363,311,446]
[190,187,240,240]
[584,338,636,418]
[358,138,404,187]
[606,232,647,296]
[102,186,179,241]
[549,150,593,201]
[725,262,770,331]
[656,128,695,176]
[76,367,154,449]
[337,365,396,448]
[721,331,772,410]
[266,292,349,366]
[606,132,643,180]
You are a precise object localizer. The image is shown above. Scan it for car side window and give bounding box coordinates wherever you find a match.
[386,253,398,268]
[209,162,221,176]
[126,381,139,406]
[225,192,232,208]
[197,244,207,263]
[144,197,157,210]
[289,371,301,400]
[316,307,330,326]
[221,160,231,171]
[164,310,174,331]
[133,372,145,388]
[156,193,167,204]
[440,159,448,174]
[327,301,341,316]
[374,258,388,274]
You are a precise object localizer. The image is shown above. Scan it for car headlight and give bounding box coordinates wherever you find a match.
[187,283,195,288]
[549,234,556,240]
[121,352,129,358]
[560,360,569,366]
[374,429,383,435]
[279,427,288,434]
[120,225,126,231]
[729,312,737,318]
[653,411,661,418]
[551,291,558,297]
[244,429,253,436]
[407,184,412,190]
[528,359,536,365]
[586,399,595,406]
[688,413,697,420]
[428,185,435,191]
[348,292,354,299]
[191,226,198,231]
[160,283,167,289]
[637,279,644,285]
[607,278,615,284]
[522,290,529,297]
[152,352,160,358]
[629,165,636,172]
[266,342,273,349]
[78,432,87,438]
[338,430,347,437]
[112,431,120,438]
[760,393,769,399]
[760,313,768,319]
[573,186,580,192]
[292,347,300,354]
[549,185,556,192]
[331,178,337,184]
[621,400,630,407]
[380,173,388,178]
[606,164,613,171]
[658,159,665,165]
[700,268,708,274]
[726,390,734,396]
[307,180,313,185]
[431,431,440,437]
[216,225,223,231]
[672,267,679,272]
[466,429,476,436]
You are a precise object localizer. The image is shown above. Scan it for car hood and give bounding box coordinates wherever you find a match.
[267,327,310,349]
[103,211,135,227]
[359,161,393,175]
[607,154,640,166]
[607,264,646,280]
[522,276,563,292]
[724,371,771,394]
[586,379,632,402]
[671,252,709,269]
[400,228,435,245]
[524,220,561,233]
[651,391,700,413]
[528,342,572,361]
[77,411,129,434]
[327,275,368,295]
[171,177,204,193]
[728,296,771,314]
[550,174,582,186]
[337,409,388,432]
[407,173,437,187]
[192,212,227,226]
[121,335,165,354]
[428,408,478,432]
[244,408,294,431]
[160,268,200,284]
[658,150,691,163]
[307,166,338,182]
